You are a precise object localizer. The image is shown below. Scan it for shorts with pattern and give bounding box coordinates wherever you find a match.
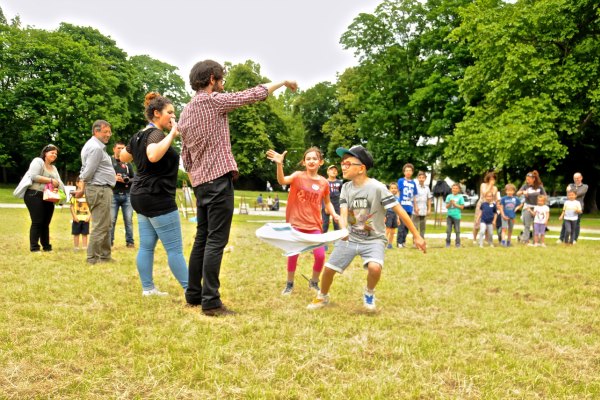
[325,240,385,273]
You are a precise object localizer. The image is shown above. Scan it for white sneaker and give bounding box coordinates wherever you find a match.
[556,239,562,244]
[142,288,168,297]
[307,292,330,309]
[573,241,576,245]
[363,290,376,312]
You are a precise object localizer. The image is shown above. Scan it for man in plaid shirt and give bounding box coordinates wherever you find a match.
[178,59,297,316]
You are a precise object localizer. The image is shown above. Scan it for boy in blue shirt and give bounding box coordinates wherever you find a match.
[396,163,417,248]
[499,183,522,247]
[445,183,464,248]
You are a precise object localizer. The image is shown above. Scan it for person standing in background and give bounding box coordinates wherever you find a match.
[322,165,343,233]
[396,163,417,248]
[110,141,135,248]
[413,171,432,239]
[22,144,66,252]
[558,172,588,244]
[517,171,546,245]
[74,120,116,264]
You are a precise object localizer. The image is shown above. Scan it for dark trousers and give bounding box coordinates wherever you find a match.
[559,215,581,242]
[322,204,340,233]
[397,212,412,245]
[186,174,234,310]
[24,189,55,251]
[563,220,577,244]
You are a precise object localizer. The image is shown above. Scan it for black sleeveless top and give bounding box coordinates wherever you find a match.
[128,127,179,217]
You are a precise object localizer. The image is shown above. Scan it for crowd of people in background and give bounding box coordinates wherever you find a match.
[14,58,591,315]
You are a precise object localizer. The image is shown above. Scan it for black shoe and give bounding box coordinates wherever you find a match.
[202,305,236,317]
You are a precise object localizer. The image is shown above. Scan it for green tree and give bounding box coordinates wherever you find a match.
[125,55,190,140]
[0,25,130,179]
[446,0,599,210]
[224,60,300,187]
[294,82,338,152]
[335,0,471,182]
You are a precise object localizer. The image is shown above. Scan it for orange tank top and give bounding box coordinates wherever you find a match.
[286,172,330,231]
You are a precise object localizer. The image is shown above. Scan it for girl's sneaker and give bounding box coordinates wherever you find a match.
[281,282,294,296]
[307,292,330,309]
[308,279,320,292]
[142,288,168,297]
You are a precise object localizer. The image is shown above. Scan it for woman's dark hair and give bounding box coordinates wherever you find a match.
[483,171,496,183]
[526,170,543,189]
[189,60,224,91]
[40,144,59,162]
[144,92,172,121]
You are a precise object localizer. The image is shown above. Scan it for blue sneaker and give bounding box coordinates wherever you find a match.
[363,290,376,311]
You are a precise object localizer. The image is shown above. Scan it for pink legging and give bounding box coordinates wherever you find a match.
[286,228,325,273]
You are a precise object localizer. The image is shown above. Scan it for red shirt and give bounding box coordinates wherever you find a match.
[286,172,330,231]
[178,85,269,186]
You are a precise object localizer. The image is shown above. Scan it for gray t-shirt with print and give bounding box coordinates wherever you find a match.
[340,178,399,244]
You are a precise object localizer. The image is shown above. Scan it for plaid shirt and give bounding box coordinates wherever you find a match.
[179,85,269,186]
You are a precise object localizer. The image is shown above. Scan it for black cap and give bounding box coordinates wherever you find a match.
[336,145,374,170]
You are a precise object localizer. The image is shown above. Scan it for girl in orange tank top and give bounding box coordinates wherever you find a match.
[266,147,340,296]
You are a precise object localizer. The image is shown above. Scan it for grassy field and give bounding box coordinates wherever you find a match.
[1,191,600,398]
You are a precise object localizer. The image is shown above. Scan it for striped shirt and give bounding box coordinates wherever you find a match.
[178,85,269,186]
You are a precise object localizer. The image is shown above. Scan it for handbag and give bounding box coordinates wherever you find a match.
[13,173,33,199]
[43,183,61,203]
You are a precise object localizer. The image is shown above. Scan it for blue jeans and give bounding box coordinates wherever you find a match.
[559,214,581,242]
[136,210,188,291]
[446,216,461,245]
[111,192,134,245]
[397,212,412,245]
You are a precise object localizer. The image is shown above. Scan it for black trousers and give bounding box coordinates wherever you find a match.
[24,189,55,251]
[186,174,234,310]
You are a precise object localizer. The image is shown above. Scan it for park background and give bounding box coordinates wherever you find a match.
[0,0,598,210]
[1,0,600,398]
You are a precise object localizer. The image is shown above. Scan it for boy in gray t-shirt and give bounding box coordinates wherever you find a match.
[308,145,426,312]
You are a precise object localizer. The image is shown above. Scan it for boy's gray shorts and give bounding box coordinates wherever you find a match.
[501,218,514,230]
[325,240,385,274]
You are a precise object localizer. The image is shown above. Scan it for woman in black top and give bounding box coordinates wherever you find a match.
[120,92,188,296]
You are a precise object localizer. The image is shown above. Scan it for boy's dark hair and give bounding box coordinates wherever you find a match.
[189,60,225,91]
[417,170,426,177]
[403,163,414,173]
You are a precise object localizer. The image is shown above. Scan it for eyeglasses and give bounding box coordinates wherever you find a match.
[340,162,363,168]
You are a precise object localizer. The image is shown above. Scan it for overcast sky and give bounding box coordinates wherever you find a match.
[2,0,381,91]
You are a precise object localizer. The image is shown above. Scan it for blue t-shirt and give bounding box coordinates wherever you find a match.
[445,193,464,219]
[480,202,497,224]
[500,196,521,219]
[397,177,416,214]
